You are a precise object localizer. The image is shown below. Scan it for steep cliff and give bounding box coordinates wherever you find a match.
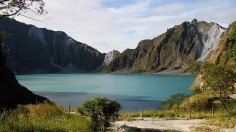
[102,19,225,73]
[0,18,105,74]
[191,21,236,90]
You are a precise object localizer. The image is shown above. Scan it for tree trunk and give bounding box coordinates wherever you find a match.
[219,90,231,114]
[220,98,231,114]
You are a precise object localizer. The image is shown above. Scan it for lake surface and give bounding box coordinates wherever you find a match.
[16,74,195,111]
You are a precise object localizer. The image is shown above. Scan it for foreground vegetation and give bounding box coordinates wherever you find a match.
[0,103,94,132]
[0,97,122,132]
[121,91,236,128]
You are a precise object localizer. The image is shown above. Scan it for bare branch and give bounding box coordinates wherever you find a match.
[0,0,46,19]
[19,14,52,22]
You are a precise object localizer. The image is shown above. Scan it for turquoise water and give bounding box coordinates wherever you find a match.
[16,74,195,111]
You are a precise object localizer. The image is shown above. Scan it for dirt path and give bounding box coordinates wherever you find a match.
[109,117,236,132]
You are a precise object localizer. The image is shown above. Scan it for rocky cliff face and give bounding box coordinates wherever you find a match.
[104,50,120,65]
[191,21,236,90]
[101,19,226,73]
[0,18,105,74]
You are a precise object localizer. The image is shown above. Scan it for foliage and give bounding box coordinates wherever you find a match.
[202,62,236,96]
[0,0,46,19]
[228,21,236,39]
[162,93,189,109]
[205,116,236,128]
[121,110,168,121]
[0,103,94,132]
[121,108,214,120]
[201,62,236,113]
[80,97,122,126]
[188,61,202,75]
[181,93,214,110]
[223,22,236,62]
[224,38,236,62]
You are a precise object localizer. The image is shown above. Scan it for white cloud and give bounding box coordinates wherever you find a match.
[15,0,236,53]
[155,3,186,14]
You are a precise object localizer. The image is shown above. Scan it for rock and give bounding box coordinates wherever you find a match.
[191,21,236,90]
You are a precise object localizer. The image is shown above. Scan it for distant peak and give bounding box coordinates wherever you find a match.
[191,19,198,24]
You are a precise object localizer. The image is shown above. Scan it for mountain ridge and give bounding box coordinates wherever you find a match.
[191,21,236,90]
[0,18,105,74]
[0,18,229,75]
[101,19,226,74]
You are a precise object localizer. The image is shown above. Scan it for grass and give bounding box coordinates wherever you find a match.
[1,97,236,131]
[120,108,236,128]
[204,114,236,128]
[0,103,94,132]
[190,126,220,132]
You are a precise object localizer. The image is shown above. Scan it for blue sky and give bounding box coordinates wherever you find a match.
[16,0,236,53]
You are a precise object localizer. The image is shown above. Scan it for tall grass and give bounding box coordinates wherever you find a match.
[205,117,236,128]
[0,103,94,132]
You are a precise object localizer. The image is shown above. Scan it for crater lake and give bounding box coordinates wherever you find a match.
[16,74,195,111]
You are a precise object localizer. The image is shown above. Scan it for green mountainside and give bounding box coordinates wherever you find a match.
[101,19,226,74]
[191,21,236,90]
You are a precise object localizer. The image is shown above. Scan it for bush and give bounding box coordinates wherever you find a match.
[181,94,213,110]
[80,97,122,126]
[188,61,202,75]
[162,93,189,109]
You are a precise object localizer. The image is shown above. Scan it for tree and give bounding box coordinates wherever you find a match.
[188,61,202,75]
[0,0,46,19]
[80,97,122,128]
[202,62,236,113]
[0,0,48,110]
[0,0,46,66]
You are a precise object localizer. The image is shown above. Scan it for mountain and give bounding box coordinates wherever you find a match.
[0,65,49,109]
[0,18,105,74]
[191,21,236,90]
[101,19,226,74]
[0,18,228,75]
[0,41,49,109]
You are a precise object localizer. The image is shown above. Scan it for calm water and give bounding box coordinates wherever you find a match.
[16,74,195,111]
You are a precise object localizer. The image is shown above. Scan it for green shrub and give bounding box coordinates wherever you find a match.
[162,93,189,109]
[80,97,122,126]
[181,94,213,110]
[188,61,202,75]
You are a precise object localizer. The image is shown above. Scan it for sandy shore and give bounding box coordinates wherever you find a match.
[108,117,236,132]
